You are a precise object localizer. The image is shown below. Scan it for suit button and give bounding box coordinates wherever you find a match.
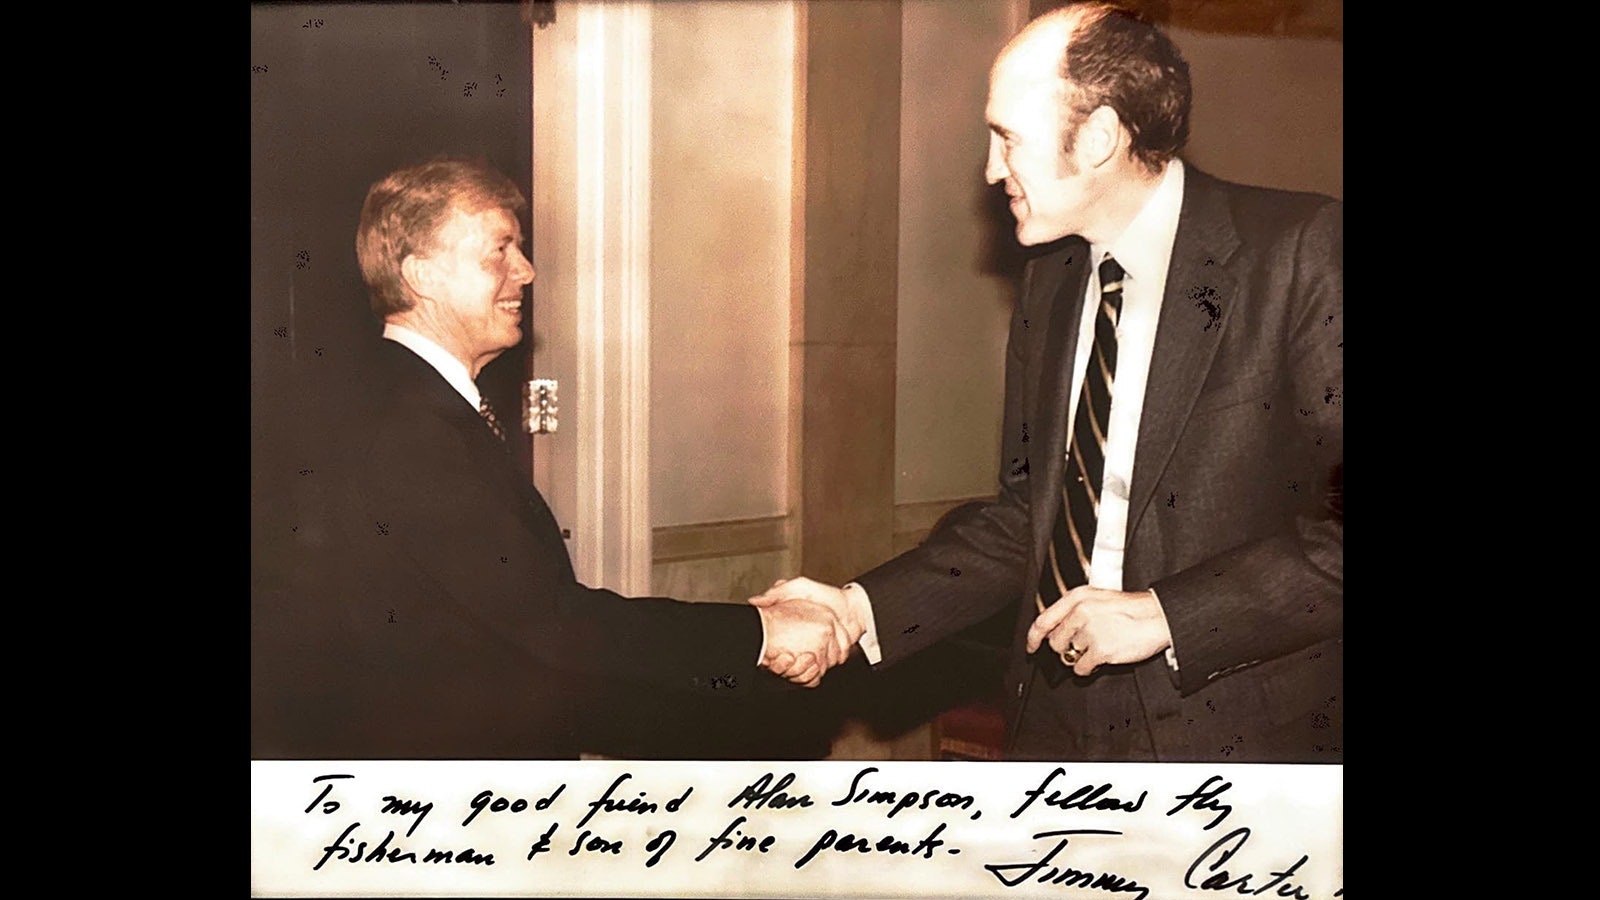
[1016,682,1025,698]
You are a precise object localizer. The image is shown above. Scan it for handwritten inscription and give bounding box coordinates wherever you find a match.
[578,773,691,829]
[1167,775,1233,829]
[305,773,351,814]
[695,816,775,862]
[380,795,433,837]
[728,772,814,811]
[266,766,1337,896]
[794,822,952,870]
[832,766,980,820]
[1011,768,1145,818]
[462,784,564,827]
[315,821,495,870]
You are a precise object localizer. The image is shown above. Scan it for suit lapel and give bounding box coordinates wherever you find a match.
[1005,241,1092,743]
[1125,169,1240,547]
[379,341,571,569]
[1028,242,1092,566]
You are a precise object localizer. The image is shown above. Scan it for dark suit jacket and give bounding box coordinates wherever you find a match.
[855,165,1343,762]
[267,338,774,759]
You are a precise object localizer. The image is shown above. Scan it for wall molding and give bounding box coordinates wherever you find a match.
[652,495,994,565]
[532,1,655,596]
[653,516,789,564]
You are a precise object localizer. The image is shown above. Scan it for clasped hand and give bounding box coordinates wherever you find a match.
[750,577,863,687]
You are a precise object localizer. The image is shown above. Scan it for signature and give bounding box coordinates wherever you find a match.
[984,829,1148,898]
[1185,827,1316,899]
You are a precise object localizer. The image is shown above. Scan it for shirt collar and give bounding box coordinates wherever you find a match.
[382,322,481,409]
[1092,158,1185,287]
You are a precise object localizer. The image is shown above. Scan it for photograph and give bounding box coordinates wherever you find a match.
[250,1,1342,895]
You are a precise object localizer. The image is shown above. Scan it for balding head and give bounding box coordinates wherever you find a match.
[993,1,1100,84]
[983,2,1190,245]
[999,2,1190,174]
[991,3,1088,88]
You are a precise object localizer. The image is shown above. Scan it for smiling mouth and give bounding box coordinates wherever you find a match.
[495,299,522,314]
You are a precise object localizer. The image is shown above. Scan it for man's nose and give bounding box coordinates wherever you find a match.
[513,249,536,283]
[984,133,1007,185]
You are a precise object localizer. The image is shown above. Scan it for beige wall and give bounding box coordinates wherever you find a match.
[1172,27,1343,198]
[649,0,795,529]
[648,0,1020,605]
[894,0,1023,508]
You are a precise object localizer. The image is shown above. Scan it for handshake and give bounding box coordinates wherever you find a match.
[749,577,866,688]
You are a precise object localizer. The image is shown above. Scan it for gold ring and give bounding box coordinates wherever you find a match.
[1060,644,1084,665]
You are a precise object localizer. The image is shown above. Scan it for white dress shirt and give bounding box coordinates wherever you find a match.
[1076,159,1184,590]
[850,161,1186,668]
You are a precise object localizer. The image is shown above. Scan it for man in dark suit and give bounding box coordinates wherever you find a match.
[259,157,848,759]
[754,1,1341,763]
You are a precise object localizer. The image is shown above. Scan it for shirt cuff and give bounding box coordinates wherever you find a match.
[1150,586,1178,673]
[754,612,769,667]
[843,582,884,665]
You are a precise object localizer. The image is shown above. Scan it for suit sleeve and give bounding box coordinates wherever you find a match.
[1154,200,1343,695]
[852,258,1046,664]
[355,411,775,697]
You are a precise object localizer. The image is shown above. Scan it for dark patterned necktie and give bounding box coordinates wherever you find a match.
[1036,255,1125,663]
[478,395,506,442]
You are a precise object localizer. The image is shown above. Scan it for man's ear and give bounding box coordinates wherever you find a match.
[399,254,434,298]
[1077,105,1124,170]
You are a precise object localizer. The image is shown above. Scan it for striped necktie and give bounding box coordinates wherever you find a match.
[478,395,507,442]
[1036,255,1124,666]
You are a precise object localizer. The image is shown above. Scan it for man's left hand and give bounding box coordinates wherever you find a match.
[1025,587,1172,677]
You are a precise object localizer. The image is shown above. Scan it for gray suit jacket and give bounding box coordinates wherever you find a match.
[855,165,1343,762]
